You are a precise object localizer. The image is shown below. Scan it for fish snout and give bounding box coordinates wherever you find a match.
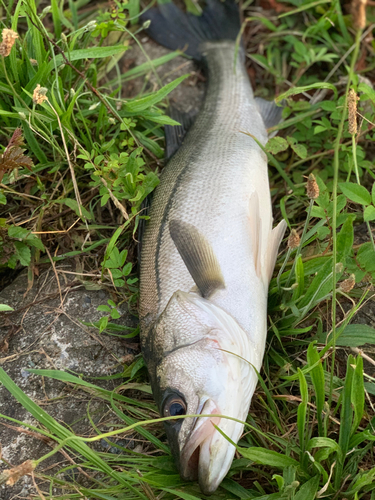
[179,397,242,494]
[197,416,243,495]
[180,398,220,483]
[181,395,245,494]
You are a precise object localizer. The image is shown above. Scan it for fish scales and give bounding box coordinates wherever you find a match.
[139,1,286,494]
[140,42,270,340]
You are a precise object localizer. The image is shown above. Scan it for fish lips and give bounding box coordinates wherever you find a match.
[180,398,233,495]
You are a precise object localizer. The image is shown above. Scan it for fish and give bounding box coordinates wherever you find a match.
[139,0,286,494]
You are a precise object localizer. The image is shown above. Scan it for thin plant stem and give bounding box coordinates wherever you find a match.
[46,98,84,222]
[351,130,375,251]
[331,28,363,489]
[366,221,375,251]
[286,199,314,288]
[352,134,360,184]
[277,247,292,291]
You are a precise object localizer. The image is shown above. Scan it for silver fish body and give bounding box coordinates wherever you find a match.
[139,27,285,495]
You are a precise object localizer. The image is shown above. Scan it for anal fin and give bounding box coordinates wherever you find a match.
[266,220,287,283]
[248,192,286,285]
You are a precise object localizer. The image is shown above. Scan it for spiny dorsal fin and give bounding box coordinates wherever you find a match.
[255,97,283,131]
[169,219,225,298]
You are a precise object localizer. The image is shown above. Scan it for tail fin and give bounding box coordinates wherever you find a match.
[141,0,241,61]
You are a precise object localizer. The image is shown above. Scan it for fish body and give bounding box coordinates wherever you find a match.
[139,2,285,494]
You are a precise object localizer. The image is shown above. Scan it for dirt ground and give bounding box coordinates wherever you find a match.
[0,36,203,499]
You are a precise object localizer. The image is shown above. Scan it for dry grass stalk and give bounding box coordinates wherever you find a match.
[0,460,36,486]
[288,229,300,249]
[348,88,359,135]
[339,274,356,293]
[33,84,48,105]
[306,173,319,200]
[352,0,367,30]
[0,28,18,57]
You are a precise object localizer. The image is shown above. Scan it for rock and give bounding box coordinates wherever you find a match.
[122,37,205,114]
[0,265,138,499]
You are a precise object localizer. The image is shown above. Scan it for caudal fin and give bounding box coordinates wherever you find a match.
[141,0,241,61]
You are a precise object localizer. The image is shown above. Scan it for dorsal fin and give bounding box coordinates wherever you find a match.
[169,219,225,298]
[255,97,283,131]
[137,193,153,269]
[248,192,286,285]
[165,107,196,160]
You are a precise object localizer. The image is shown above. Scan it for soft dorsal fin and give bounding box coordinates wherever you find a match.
[169,219,225,298]
[248,192,286,285]
[255,97,283,131]
[137,193,153,269]
[165,107,196,160]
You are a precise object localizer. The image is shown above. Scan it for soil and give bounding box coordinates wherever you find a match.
[0,37,203,499]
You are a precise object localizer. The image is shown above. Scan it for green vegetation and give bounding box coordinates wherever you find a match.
[1,0,375,499]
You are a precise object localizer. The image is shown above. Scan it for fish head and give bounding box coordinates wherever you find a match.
[149,290,259,494]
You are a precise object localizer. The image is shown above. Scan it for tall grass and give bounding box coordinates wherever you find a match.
[1,0,375,498]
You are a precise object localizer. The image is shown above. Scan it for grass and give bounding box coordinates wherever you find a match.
[1,0,375,498]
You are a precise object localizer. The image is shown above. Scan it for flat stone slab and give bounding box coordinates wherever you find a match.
[0,265,138,499]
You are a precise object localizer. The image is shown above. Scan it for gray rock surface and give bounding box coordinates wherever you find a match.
[0,265,138,499]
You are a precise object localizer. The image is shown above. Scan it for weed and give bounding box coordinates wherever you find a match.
[1,0,375,499]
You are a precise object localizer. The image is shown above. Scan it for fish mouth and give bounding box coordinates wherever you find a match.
[180,398,223,493]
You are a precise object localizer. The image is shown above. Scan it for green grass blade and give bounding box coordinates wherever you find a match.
[237,447,299,468]
[335,355,355,488]
[22,121,48,163]
[0,366,147,499]
[294,475,320,500]
[109,396,170,454]
[46,45,129,73]
[334,324,375,347]
[297,368,308,458]
[51,0,62,39]
[351,356,364,436]
[161,489,202,500]
[125,75,189,113]
[306,343,325,436]
[27,369,156,410]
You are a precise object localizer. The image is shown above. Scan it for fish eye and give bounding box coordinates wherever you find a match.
[163,396,187,418]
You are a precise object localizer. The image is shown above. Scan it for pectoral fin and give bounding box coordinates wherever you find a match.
[248,191,262,278]
[169,219,225,298]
